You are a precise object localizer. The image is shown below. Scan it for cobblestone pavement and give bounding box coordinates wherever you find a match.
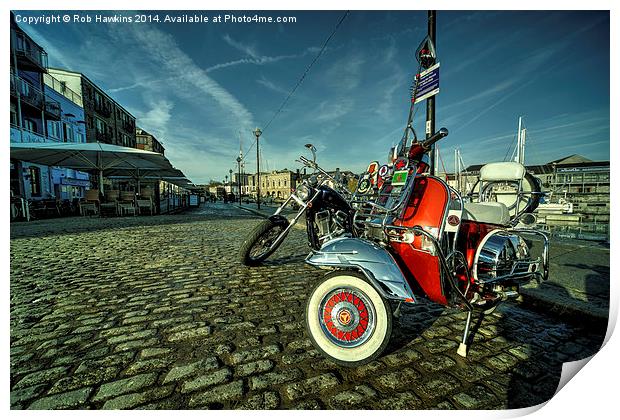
[10,204,606,410]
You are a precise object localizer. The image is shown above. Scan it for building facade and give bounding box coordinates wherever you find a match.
[136,127,165,154]
[10,13,87,201]
[48,68,137,148]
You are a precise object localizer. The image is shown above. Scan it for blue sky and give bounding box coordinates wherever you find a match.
[15,10,610,183]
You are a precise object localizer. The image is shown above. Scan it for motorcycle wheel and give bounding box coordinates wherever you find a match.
[239,218,289,266]
[305,270,392,367]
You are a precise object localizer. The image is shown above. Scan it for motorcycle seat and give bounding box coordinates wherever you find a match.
[462,202,510,226]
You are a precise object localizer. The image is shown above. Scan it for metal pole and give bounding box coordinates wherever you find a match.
[237,159,242,205]
[254,128,262,210]
[426,10,437,175]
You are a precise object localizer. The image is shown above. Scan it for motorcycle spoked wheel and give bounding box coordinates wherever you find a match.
[305,270,392,367]
[239,218,289,266]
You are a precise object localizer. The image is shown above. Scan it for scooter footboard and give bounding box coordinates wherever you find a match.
[305,237,416,303]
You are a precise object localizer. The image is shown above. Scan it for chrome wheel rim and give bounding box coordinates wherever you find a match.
[249,226,284,259]
[318,287,375,348]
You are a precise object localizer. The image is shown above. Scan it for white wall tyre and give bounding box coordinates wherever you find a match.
[305,270,392,367]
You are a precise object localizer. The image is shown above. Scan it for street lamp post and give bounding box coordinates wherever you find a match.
[236,155,242,205]
[229,169,233,199]
[253,128,262,210]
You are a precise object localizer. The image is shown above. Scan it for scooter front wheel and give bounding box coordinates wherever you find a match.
[305,270,392,367]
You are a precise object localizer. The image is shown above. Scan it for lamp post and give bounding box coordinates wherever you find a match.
[253,128,262,210]
[236,155,242,205]
[229,169,233,200]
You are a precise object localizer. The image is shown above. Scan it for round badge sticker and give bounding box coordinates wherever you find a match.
[378,165,390,179]
[357,178,371,194]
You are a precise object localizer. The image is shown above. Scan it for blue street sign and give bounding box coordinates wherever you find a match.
[413,62,440,104]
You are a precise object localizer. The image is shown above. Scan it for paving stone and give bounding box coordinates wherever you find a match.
[125,357,174,375]
[167,326,212,342]
[28,387,92,409]
[102,385,175,409]
[250,368,304,391]
[162,357,219,384]
[452,385,499,409]
[375,391,424,410]
[180,368,232,393]
[284,373,341,400]
[140,347,173,359]
[49,367,119,394]
[230,344,281,365]
[10,384,47,409]
[418,354,457,372]
[13,366,70,390]
[188,380,244,407]
[93,373,158,402]
[238,391,280,409]
[329,385,378,408]
[381,348,422,367]
[411,373,461,401]
[235,360,275,377]
[373,367,420,391]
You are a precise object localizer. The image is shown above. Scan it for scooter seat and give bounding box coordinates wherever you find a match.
[462,202,510,226]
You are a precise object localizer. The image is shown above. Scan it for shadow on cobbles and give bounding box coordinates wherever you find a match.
[499,298,607,409]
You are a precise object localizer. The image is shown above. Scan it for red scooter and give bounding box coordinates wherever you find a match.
[304,128,549,366]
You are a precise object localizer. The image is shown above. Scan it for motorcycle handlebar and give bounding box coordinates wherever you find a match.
[421,127,449,149]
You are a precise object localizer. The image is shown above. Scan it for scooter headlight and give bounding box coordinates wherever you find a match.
[296,184,311,201]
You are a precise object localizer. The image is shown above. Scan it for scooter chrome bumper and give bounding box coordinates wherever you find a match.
[305,237,416,303]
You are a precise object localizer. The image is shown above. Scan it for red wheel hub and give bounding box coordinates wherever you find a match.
[321,289,371,345]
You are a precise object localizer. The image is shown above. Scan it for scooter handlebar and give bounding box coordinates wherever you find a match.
[421,127,449,149]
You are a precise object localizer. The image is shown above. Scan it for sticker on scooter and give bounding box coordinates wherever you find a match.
[391,170,408,186]
[366,161,379,175]
[378,165,391,179]
[357,177,372,194]
[394,158,408,171]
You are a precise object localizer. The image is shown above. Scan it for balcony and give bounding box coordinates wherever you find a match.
[94,102,112,118]
[11,73,61,119]
[44,97,62,120]
[12,30,48,72]
[122,120,135,132]
[11,125,47,143]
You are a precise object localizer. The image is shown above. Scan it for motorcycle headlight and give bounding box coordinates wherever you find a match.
[296,184,311,201]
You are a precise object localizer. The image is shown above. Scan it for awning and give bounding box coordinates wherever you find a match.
[10,142,192,193]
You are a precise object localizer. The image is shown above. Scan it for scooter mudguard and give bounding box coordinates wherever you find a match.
[305,237,416,303]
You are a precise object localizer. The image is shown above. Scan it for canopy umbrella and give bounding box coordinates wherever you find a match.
[10,142,176,194]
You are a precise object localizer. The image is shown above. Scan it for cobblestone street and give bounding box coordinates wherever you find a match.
[10,204,606,410]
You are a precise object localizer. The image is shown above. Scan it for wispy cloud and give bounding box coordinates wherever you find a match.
[222,34,260,59]
[125,25,254,127]
[256,76,289,95]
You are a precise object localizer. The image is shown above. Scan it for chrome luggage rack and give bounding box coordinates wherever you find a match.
[350,166,420,243]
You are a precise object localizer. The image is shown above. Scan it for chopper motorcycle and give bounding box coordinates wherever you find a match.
[239,143,354,266]
[304,127,549,366]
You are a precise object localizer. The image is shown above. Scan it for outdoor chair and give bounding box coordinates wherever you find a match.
[117,191,136,216]
[79,189,100,216]
[136,197,154,215]
[100,189,120,217]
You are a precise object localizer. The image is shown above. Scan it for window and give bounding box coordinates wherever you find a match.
[11,103,17,126]
[23,119,37,133]
[63,123,74,142]
[49,121,61,139]
[29,166,41,197]
[95,118,106,133]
